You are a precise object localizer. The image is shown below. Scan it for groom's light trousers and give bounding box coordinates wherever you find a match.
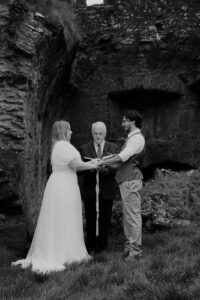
[119,179,142,257]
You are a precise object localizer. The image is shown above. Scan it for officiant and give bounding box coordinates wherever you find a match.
[80,121,118,253]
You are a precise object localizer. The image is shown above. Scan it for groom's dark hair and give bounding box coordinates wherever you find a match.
[124,110,143,129]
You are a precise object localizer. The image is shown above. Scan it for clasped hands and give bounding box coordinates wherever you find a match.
[90,155,112,171]
[90,158,103,168]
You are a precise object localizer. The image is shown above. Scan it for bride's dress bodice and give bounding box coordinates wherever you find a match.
[51,140,80,172]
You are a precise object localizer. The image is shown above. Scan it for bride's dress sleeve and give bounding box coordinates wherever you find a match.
[69,157,93,171]
[54,141,79,164]
[55,141,93,171]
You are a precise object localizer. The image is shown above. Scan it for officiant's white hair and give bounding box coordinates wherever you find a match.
[91,121,107,134]
[52,120,70,144]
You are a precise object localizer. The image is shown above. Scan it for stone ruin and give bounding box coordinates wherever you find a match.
[0,0,200,235]
[0,0,77,234]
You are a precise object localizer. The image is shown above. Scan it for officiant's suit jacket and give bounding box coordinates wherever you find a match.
[80,140,118,200]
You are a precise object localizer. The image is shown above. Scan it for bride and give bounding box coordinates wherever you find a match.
[12,120,97,274]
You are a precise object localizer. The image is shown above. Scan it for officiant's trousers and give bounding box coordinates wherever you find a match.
[84,194,113,252]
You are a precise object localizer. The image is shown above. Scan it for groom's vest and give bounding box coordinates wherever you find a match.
[115,132,145,184]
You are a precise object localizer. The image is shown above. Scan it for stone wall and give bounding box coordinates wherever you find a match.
[65,0,200,168]
[74,0,200,36]
[0,1,76,234]
[1,0,200,235]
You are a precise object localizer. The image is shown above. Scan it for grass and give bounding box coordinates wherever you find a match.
[1,169,200,299]
[1,222,200,300]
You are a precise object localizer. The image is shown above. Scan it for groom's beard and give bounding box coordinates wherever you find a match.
[124,127,131,134]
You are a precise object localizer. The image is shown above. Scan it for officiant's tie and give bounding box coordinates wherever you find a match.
[96,143,102,158]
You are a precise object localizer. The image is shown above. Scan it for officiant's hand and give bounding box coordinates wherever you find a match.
[98,164,109,174]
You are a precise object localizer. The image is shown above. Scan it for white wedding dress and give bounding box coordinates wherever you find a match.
[12,141,90,273]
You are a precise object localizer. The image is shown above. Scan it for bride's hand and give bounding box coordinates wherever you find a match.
[97,159,104,167]
[89,158,100,169]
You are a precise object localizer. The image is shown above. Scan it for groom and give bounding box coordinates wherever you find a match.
[99,110,145,262]
[80,121,118,253]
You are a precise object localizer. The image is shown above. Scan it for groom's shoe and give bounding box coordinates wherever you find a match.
[124,253,142,263]
[121,249,129,259]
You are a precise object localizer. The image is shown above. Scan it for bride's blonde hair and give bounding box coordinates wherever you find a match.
[51,120,70,144]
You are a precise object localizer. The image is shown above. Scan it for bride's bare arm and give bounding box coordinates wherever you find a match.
[69,158,96,171]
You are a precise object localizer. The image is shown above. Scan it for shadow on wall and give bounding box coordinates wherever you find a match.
[108,88,181,110]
